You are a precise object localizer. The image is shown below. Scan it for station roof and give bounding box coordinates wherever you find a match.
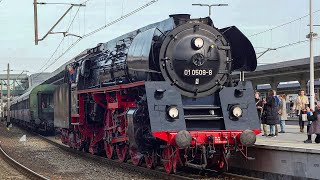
[255,56,320,72]
[232,56,320,84]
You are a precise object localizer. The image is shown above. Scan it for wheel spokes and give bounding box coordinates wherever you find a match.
[144,151,156,169]
[105,142,114,159]
[162,147,173,174]
[116,144,128,162]
[130,148,143,166]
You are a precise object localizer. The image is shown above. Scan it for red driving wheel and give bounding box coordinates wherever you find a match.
[162,147,176,174]
[105,141,114,159]
[130,147,143,166]
[116,143,128,162]
[144,151,156,169]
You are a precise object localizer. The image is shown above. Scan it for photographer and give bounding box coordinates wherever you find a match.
[304,101,320,143]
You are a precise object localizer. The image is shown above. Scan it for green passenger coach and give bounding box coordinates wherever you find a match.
[10,84,56,133]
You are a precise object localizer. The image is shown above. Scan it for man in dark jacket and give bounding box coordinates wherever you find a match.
[255,92,263,120]
[256,92,267,136]
[262,90,279,137]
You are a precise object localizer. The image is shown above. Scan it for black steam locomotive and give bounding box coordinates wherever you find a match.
[53,14,260,173]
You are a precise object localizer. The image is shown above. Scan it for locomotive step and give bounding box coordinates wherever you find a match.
[184,115,223,120]
[183,105,220,110]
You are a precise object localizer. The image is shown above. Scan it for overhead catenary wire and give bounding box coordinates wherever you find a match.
[82,0,158,38]
[255,36,320,55]
[39,0,159,73]
[37,6,82,72]
[36,0,90,6]
[249,9,320,37]
[252,8,320,60]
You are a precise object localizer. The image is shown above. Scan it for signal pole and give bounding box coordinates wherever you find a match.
[0,81,2,120]
[7,63,10,125]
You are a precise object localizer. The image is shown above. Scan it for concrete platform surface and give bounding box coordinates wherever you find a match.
[230,125,320,179]
[256,125,320,154]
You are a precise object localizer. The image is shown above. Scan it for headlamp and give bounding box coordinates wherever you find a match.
[168,106,179,119]
[192,37,204,50]
[232,106,242,118]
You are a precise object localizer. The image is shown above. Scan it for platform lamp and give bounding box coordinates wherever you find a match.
[192,3,228,17]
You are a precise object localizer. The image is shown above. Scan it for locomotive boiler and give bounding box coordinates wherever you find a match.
[55,14,261,173]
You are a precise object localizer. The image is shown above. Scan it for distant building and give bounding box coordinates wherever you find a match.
[27,73,52,87]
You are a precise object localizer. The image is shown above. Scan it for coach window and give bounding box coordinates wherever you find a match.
[41,94,53,112]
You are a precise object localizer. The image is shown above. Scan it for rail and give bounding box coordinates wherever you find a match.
[38,135,262,180]
[37,135,195,180]
[0,143,49,180]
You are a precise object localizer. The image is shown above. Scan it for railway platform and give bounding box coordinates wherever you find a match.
[230,125,320,179]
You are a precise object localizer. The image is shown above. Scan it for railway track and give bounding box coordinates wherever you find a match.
[0,143,49,180]
[38,134,262,180]
[222,172,262,180]
[38,134,194,180]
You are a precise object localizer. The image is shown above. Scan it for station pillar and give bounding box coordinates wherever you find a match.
[270,79,279,91]
[252,82,258,91]
[298,79,307,92]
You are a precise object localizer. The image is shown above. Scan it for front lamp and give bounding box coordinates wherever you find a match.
[231,106,242,118]
[168,106,179,119]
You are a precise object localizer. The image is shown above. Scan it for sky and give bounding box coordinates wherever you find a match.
[0,0,320,74]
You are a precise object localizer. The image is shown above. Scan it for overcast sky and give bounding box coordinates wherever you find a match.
[0,0,319,74]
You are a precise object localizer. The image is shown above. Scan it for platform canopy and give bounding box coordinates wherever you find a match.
[0,74,28,80]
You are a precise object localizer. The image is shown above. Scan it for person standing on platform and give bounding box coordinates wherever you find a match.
[293,90,309,132]
[289,96,294,117]
[273,90,280,136]
[262,90,279,137]
[255,92,267,136]
[304,101,320,143]
[279,94,288,133]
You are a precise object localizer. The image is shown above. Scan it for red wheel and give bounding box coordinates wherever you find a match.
[219,160,225,169]
[162,147,176,174]
[116,143,128,162]
[75,133,81,150]
[144,151,156,169]
[60,133,67,144]
[105,141,114,159]
[130,148,143,166]
[104,110,115,159]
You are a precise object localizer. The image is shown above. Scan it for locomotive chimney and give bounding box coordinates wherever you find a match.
[169,14,191,26]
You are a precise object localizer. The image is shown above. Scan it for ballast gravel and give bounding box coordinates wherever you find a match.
[0,122,151,180]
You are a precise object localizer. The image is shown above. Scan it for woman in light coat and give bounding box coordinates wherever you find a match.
[279,94,288,133]
[293,90,309,132]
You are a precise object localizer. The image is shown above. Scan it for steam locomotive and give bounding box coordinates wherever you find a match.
[12,14,261,174]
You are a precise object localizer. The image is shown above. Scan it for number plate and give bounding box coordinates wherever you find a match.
[183,69,213,76]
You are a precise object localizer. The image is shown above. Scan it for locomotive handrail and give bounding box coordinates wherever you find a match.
[77,81,145,94]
